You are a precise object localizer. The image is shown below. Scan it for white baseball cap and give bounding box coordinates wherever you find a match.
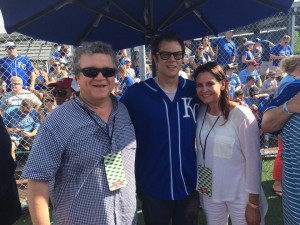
[4,41,16,48]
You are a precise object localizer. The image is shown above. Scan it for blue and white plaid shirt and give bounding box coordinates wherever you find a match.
[23,96,137,225]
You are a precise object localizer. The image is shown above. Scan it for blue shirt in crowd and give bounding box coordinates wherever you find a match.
[211,37,236,65]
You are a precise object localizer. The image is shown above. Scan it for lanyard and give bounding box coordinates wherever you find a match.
[199,107,220,166]
[73,98,115,152]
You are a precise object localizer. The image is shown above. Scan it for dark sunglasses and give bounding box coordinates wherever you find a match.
[11,82,21,86]
[44,99,55,103]
[80,67,116,78]
[156,51,184,60]
[6,46,16,50]
[52,89,67,97]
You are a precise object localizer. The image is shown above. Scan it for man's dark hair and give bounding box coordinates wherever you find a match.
[249,86,259,97]
[151,31,185,56]
[72,41,117,77]
[246,76,255,82]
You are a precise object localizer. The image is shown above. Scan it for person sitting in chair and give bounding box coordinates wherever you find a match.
[2,98,40,160]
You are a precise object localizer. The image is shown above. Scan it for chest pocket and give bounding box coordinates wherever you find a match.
[213,135,235,159]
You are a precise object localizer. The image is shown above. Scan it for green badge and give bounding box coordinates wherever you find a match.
[196,166,213,197]
[104,151,128,191]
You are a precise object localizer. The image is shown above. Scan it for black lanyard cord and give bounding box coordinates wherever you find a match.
[199,108,220,166]
[73,98,115,151]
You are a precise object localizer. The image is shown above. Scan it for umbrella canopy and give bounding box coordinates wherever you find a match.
[0,0,293,50]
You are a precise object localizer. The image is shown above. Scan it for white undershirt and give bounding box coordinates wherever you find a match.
[154,76,177,101]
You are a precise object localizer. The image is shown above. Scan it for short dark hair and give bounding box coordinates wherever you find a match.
[152,31,185,56]
[246,76,255,82]
[249,86,259,97]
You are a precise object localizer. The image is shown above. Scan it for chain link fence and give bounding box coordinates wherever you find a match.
[0,9,299,216]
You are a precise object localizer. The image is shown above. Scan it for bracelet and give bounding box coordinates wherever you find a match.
[248,202,260,209]
[283,101,294,114]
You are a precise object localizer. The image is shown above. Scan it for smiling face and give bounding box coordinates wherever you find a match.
[195,71,225,106]
[77,53,115,106]
[154,40,183,79]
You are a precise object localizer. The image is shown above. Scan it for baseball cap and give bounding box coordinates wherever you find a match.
[48,78,79,92]
[254,38,261,43]
[244,41,255,46]
[120,57,131,65]
[4,41,16,48]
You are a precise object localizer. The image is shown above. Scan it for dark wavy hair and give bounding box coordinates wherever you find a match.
[193,61,230,122]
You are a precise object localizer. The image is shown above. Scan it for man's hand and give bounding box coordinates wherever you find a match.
[7,127,21,134]
[20,130,35,137]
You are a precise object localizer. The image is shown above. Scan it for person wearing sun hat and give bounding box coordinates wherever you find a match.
[0,41,36,92]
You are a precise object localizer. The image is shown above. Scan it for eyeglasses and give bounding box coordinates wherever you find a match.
[52,89,67,97]
[53,64,60,67]
[156,51,184,60]
[80,67,116,78]
[6,46,16,50]
[11,82,21,86]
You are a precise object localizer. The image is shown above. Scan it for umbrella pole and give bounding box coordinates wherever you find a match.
[150,36,156,78]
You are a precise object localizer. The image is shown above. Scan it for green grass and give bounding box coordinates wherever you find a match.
[15,158,282,225]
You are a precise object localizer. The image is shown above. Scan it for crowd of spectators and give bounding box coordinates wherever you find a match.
[0,32,295,224]
[0,33,293,158]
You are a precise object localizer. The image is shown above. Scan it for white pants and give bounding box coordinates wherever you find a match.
[200,194,265,225]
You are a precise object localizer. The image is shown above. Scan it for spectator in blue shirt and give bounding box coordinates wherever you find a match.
[270,35,293,70]
[3,99,40,160]
[238,61,262,87]
[241,41,256,69]
[211,30,236,66]
[0,42,35,91]
[224,63,241,99]
[236,37,248,72]
[117,65,134,98]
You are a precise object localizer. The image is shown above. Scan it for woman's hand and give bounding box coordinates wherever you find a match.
[245,204,261,225]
